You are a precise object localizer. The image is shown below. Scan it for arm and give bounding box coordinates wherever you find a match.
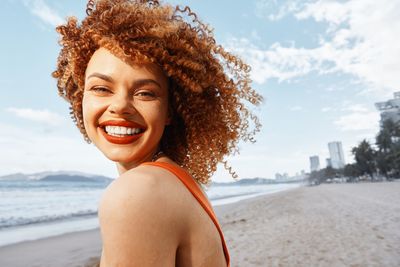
[98,168,184,267]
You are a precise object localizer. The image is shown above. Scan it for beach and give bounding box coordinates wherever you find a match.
[0,181,399,267]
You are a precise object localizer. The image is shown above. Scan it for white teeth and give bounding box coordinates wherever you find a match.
[104,126,142,135]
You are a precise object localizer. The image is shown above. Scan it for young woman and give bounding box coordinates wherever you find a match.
[53,0,262,266]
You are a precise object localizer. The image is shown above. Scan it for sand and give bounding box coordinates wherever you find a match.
[0,181,399,267]
[217,182,400,267]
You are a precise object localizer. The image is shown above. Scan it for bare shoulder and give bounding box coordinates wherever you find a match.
[98,165,190,267]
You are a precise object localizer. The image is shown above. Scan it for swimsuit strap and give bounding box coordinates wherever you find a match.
[141,161,230,267]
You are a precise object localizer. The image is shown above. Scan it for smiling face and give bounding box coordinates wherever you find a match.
[82,48,170,173]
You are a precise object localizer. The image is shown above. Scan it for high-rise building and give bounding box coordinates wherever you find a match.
[328,141,345,169]
[309,155,320,172]
[326,158,332,168]
[375,92,400,124]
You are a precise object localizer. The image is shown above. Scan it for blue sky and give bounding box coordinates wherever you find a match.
[1,0,399,182]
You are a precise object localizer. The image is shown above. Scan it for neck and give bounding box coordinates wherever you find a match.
[115,147,162,175]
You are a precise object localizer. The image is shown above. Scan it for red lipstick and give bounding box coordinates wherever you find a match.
[99,120,146,145]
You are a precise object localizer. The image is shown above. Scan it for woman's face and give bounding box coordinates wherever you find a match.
[82,47,170,172]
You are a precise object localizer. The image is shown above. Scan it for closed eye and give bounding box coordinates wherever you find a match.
[90,86,112,93]
[134,90,157,100]
[136,91,155,97]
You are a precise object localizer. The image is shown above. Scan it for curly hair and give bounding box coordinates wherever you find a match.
[52,0,263,185]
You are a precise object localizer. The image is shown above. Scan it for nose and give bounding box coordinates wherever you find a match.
[108,91,136,115]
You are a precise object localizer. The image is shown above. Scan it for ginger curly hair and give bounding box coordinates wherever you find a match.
[52,0,263,185]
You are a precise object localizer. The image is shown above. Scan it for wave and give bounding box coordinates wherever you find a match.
[0,210,98,229]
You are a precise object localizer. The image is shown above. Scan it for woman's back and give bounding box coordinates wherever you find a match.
[98,162,228,267]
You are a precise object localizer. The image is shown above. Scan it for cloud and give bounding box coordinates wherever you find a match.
[255,0,301,21]
[321,107,332,112]
[0,122,116,177]
[23,0,64,26]
[334,110,380,132]
[341,104,368,113]
[6,107,65,125]
[231,0,400,96]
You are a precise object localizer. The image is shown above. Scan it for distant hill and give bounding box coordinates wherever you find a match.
[212,177,279,186]
[40,174,112,183]
[0,171,114,183]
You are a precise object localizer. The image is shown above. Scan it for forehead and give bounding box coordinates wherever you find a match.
[85,47,168,86]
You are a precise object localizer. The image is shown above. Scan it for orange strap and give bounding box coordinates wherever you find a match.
[141,162,230,267]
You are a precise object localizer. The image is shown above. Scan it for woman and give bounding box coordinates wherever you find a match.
[52,0,262,266]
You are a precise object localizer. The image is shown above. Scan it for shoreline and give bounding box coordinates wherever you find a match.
[0,183,300,248]
[0,182,399,266]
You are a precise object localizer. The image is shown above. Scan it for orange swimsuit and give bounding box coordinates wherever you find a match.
[141,161,230,267]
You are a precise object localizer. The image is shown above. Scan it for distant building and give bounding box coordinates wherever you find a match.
[309,155,320,172]
[276,172,305,182]
[326,158,332,168]
[375,91,400,124]
[275,172,289,181]
[328,141,345,169]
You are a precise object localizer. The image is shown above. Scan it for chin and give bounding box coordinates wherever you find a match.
[96,145,133,162]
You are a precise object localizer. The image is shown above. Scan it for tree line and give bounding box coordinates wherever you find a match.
[310,119,400,183]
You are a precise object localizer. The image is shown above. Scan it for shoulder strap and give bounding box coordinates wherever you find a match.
[141,161,230,266]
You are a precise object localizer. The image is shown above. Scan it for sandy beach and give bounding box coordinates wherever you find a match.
[0,181,399,267]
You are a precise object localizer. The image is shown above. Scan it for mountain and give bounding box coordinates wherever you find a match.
[212,177,277,186]
[0,171,114,183]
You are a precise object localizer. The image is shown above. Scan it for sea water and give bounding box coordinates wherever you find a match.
[0,179,300,246]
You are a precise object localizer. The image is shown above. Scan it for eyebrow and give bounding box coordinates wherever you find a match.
[86,72,162,89]
[87,72,115,83]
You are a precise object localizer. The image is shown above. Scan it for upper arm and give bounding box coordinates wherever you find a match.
[98,169,185,267]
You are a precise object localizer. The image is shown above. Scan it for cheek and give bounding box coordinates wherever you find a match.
[81,96,92,129]
[82,95,103,129]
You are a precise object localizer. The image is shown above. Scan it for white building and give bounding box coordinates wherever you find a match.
[309,155,320,172]
[375,91,400,124]
[326,158,332,168]
[328,141,345,169]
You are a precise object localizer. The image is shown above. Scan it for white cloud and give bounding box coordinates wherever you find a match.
[234,0,400,96]
[342,104,368,113]
[225,38,321,84]
[0,122,117,177]
[23,0,64,26]
[321,107,332,112]
[6,107,65,126]
[256,0,301,21]
[334,110,380,132]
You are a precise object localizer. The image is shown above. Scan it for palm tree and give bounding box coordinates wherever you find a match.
[375,119,400,178]
[352,139,376,179]
[376,119,400,152]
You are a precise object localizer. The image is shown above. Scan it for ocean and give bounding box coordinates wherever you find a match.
[0,179,300,247]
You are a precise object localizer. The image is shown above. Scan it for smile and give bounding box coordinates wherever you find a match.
[104,126,144,136]
[99,120,146,144]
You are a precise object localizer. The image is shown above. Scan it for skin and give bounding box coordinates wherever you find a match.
[82,47,227,266]
[83,47,170,175]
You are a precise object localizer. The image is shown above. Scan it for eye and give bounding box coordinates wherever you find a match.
[134,90,157,100]
[90,86,112,94]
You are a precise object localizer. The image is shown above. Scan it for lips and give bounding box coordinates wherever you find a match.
[98,120,146,145]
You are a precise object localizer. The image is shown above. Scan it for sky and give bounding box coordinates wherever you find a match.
[1,0,399,182]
